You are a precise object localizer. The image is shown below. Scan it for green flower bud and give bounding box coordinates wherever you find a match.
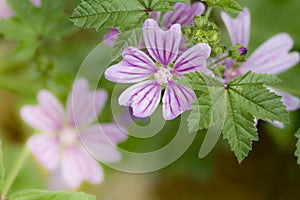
[229,43,247,62]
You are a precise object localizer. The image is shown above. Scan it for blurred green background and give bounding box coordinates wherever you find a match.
[0,0,300,199]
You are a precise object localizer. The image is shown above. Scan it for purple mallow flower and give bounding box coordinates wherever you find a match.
[221,8,300,127]
[103,2,205,47]
[21,78,127,189]
[0,0,15,19]
[105,19,211,120]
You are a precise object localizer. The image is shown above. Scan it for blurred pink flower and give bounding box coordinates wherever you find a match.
[221,8,300,127]
[105,19,211,120]
[0,0,15,19]
[30,0,41,7]
[21,78,127,189]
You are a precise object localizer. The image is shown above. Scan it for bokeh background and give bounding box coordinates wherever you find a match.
[0,0,300,199]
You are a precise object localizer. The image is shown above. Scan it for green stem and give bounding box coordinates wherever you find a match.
[1,145,29,199]
[205,6,213,20]
[207,55,231,69]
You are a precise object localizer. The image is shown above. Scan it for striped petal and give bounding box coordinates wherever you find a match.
[143,19,182,66]
[61,146,104,189]
[105,47,157,83]
[28,134,60,170]
[240,33,299,75]
[119,80,161,118]
[172,43,211,77]
[162,81,196,120]
[162,2,205,29]
[221,8,250,47]
[79,123,127,163]
[68,78,108,127]
[21,90,64,132]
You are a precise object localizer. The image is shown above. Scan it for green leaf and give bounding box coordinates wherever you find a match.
[111,29,142,61]
[295,128,300,165]
[229,71,281,86]
[0,141,5,191]
[202,0,242,13]
[0,0,75,60]
[223,92,258,163]
[180,72,224,90]
[9,190,96,200]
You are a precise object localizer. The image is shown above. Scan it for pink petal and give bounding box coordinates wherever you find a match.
[162,81,196,120]
[143,19,182,66]
[268,120,285,129]
[221,8,250,47]
[68,78,108,127]
[30,0,41,7]
[268,87,300,111]
[105,47,157,83]
[103,28,120,47]
[28,134,60,170]
[79,123,127,163]
[61,146,104,189]
[0,0,15,19]
[172,43,211,77]
[21,90,64,131]
[162,2,205,29]
[119,80,161,118]
[240,33,299,75]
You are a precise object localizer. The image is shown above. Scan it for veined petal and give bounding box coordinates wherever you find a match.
[79,123,127,163]
[61,146,104,189]
[0,0,15,19]
[162,2,205,29]
[68,78,108,127]
[119,80,161,118]
[268,87,300,111]
[221,8,250,47]
[28,134,60,170]
[162,81,196,120]
[240,33,299,74]
[172,43,211,77]
[103,28,120,47]
[21,90,64,131]
[143,19,182,66]
[105,47,157,83]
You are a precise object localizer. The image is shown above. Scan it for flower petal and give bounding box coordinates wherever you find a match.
[105,47,157,83]
[119,80,161,118]
[0,0,15,19]
[68,78,108,127]
[240,33,299,75]
[162,2,205,29]
[103,28,120,47]
[162,81,196,120]
[221,8,250,47]
[61,146,104,189]
[143,19,182,66]
[21,90,64,131]
[79,123,127,163]
[30,0,41,7]
[172,43,211,77]
[28,134,60,170]
[268,87,300,111]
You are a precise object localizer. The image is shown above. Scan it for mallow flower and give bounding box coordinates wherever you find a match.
[21,78,127,189]
[103,1,205,47]
[105,19,211,120]
[221,8,300,123]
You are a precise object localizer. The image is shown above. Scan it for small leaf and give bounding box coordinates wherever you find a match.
[202,0,242,13]
[9,190,96,200]
[229,71,281,86]
[295,128,300,165]
[111,28,142,61]
[0,141,5,191]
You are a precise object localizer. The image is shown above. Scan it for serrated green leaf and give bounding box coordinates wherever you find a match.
[295,128,300,165]
[9,190,96,200]
[223,92,258,163]
[0,141,5,191]
[202,0,242,13]
[111,28,142,61]
[180,72,224,90]
[229,71,281,86]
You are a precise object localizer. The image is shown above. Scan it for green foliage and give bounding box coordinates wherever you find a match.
[0,142,5,191]
[202,0,242,13]
[0,0,75,60]
[183,72,289,163]
[295,128,300,165]
[70,0,177,32]
[9,190,96,200]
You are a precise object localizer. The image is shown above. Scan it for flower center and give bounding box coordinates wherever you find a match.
[59,127,78,146]
[154,67,172,85]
